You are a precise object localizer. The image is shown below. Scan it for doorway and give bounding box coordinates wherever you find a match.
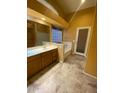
[75,27,91,57]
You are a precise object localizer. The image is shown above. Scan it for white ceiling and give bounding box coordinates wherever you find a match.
[55,0,96,14]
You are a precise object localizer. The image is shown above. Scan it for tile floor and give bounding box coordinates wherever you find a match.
[27,54,97,93]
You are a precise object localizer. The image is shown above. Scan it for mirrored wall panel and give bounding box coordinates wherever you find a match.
[27,20,50,48]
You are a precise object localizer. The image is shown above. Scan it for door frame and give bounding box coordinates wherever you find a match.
[74,26,91,57]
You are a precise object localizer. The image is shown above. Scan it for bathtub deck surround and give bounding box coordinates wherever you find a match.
[63,42,72,60]
[27,55,97,93]
[52,42,73,63]
[63,42,72,54]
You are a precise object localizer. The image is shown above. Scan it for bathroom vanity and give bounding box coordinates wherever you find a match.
[27,45,59,80]
[27,16,60,82]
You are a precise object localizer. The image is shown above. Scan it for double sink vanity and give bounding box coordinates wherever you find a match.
[27,19,61,83]
[27,45,59,81]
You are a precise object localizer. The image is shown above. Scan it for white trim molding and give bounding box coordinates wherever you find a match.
[83,70,97,79]
[74,26,91,57]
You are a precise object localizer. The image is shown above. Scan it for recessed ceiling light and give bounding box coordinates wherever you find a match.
[41,18,46,21]
[81,0,85,3]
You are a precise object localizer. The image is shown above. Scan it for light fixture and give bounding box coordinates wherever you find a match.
[81,0,85,3]
[41,17,46,21]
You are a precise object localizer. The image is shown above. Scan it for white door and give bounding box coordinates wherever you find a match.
[75,27,91,57]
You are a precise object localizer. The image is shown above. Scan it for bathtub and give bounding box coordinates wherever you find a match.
[63,42,72,59]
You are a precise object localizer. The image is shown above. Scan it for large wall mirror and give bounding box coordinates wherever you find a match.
[27,20,51,48]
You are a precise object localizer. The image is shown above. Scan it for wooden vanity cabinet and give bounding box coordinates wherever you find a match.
[41,49,59,68]
[27,48,59,80]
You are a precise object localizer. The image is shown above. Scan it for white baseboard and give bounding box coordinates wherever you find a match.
[83,70,97,79]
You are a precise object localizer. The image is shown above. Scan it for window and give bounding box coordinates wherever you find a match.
[52,28,62,43]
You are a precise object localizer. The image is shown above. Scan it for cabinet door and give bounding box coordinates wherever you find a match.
[52,49,58,62]
[27,54,41,79]
[41,52,52,68]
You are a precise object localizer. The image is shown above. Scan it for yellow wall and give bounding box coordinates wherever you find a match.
[84,14,97,77]
[63,6,97,77]
[63,7,96,55]
[63,7,95,42]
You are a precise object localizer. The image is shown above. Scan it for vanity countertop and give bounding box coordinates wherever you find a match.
[27,45,58,57]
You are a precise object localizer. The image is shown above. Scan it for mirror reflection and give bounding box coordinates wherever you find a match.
[27,20,50,48]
